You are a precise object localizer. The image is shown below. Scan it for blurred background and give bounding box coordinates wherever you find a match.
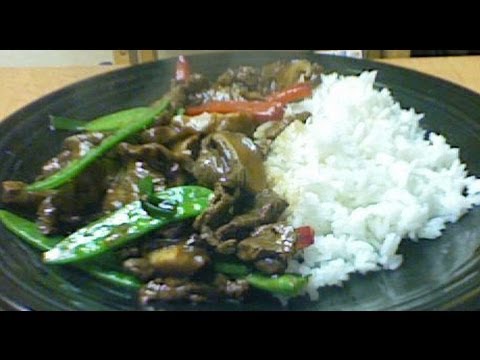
[0,50,479,67]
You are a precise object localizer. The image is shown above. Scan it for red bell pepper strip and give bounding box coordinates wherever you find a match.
[266,82,313,104]
[185,100,285,122]
[175,55,191,82]
[295,226,315,250]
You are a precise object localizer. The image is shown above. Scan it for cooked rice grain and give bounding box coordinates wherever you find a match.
[264,71,480,301]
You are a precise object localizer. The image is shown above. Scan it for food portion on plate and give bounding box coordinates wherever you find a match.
[0,56,479,308]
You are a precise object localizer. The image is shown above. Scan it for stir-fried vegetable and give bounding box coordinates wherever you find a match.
[185,82,313,122]
[43,186,214,264]
[50,107,153,132]
[186,100,285,122]
[0,210,141,289]
[245,273,308,296]
[213,260,251,277]
[51,101,170,132]
[295,226,315,250]
[266,82,313,104]
[0,56,324,306]
[27,100,170,192]
[213,259,309,296]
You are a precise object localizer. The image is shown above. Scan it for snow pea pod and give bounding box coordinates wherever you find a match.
[51,107,158,132]
[50,101,170,132]
[213,259,308,296]
[213,260,251,277]
[27,100,170,192]
[43,186,214,265]
[0,210,141,290]
[245,273,308,297]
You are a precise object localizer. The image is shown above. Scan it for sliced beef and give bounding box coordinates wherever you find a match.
[193,184,238,231]
[36,196,59,234]
[152,73,211,111]
[193,184,238,248]
[253,257,287,275]
[139,277,215,304]
[213,273,249,300]
[260,59,323,92]
[40,132,107,178]
[1,181,48,209]
[35,160,114,235]
[215,239,238,255]
[139,274,249,305]
[237,223,297,274]
[217,66,261,89]
[212,66,264,101]
[170,112,257,137]
[139,125,192,145]
[214,189,288,241]
[102,160,166,213]
[117,142,194,184]
[193,131,266,193]
[254,111,311,155]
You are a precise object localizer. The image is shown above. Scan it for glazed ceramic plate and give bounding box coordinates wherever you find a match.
[1,52,480,310]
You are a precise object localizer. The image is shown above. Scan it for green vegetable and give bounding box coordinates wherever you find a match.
[51,102,169,132]
[0,210,62,251]
[214,259,309,296]
[27,100,169,192]
[214,261,251,277]
[43,186,214,265]
[138,176,154,198]
[86,107,159,132]
[141,200,177,217]
[138,176,178,216]
[0,210,140,290]
[246,273,309,296]
[49,116,87,132]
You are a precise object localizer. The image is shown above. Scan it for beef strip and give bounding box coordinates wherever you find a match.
[139,273,249,305]
[193,183,238,231]
[253,257,287,275]
[260,60,323,92]
[213,273,249,300]
[36,159,114,234]
[214,189,288,241]
[139,125,191,145]
[139,277,215,304]
[117,142,194,186]
[1,132,109,214]
[39,132,107,178]
[152,73,211,111]
[209,66,264,101]
[237,222,297,274]
[30,133,116,234]
[254,111,311,156]
[102,160,166,213]
[208,60,323,102]
[193,131,266,193]
[170,112,257,137]
[1,181,48,209]
[193,184,238,247]
[140,112,257,147]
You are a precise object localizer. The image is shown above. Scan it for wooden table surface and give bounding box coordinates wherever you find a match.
[1,56,480,121]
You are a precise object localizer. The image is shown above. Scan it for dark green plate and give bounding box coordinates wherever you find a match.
[1,52,480,310]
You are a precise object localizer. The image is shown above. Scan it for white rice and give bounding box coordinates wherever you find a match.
[263,71,480,301]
